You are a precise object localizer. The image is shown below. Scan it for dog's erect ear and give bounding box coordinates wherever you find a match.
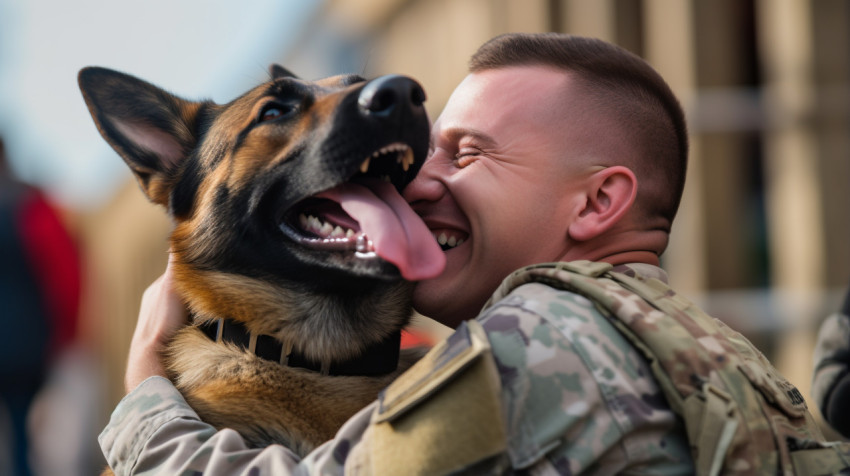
[270,64,298,79]
[78,66,205,207]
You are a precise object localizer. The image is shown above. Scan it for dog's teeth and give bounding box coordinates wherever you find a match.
[360,157,371,173]
[346,228,356,238]
[299,214,308,228]
[447,236,457,247]
[319,221,334,236]
[437,233,448,245]
[402,149,413,171]
[331,226,345,238]
[308,215,322,231]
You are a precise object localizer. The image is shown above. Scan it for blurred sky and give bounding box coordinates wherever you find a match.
[0,0,321,209]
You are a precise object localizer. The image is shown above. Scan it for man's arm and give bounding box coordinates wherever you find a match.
[100,254,372,475]
[101,259,507,475]
[99,375,373,475]
[123,252,186,393]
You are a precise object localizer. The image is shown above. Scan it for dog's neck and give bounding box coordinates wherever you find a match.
[198,318,401,376]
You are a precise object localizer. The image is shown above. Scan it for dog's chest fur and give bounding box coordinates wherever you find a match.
[167,328,424,456]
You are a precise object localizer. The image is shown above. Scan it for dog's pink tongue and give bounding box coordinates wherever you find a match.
[316,182,445,281]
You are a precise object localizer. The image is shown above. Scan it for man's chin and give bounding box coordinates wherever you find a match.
[411,281,439,318]
[412,281,453,326]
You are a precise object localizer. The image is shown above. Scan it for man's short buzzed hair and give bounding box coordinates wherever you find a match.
[469,33,688,228]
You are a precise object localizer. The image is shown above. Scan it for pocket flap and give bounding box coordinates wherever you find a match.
[375,320,491,423]
[738,360,808,419]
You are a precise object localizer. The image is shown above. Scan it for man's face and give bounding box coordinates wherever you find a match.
[404,66,595,327]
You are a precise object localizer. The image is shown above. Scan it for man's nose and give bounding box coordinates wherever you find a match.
[403,155,444,205]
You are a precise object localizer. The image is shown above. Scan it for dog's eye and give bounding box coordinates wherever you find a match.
[258,102,296,123]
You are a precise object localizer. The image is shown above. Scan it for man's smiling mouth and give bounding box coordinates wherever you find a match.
[431,230,467,251]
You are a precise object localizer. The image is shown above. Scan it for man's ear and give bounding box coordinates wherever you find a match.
[78,66,206,208]
[568,166,637,242]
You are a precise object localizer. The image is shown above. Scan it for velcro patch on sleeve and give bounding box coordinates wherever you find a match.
[375,320,489,423]
[368,320,508,475]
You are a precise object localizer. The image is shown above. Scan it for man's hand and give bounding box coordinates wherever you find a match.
[125,253,188,393]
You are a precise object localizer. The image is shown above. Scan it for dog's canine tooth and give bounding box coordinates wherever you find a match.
[360,157,370,173]
[402,149,413,171]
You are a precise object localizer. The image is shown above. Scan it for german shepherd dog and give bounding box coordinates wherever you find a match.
[79,65,445,457]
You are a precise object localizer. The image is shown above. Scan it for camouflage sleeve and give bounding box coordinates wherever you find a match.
[479,282,693,474]
[98,376,372,475]
[812,287,850,436]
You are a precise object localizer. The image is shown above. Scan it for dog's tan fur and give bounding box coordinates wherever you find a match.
[167,329,421,456]
[79,65,432,459]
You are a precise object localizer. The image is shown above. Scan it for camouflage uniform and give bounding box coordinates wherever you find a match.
[99,262,696,475]
[812,285,850,437]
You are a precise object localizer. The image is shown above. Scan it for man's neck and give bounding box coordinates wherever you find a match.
[601,250,660,267]
[562,228,666,267]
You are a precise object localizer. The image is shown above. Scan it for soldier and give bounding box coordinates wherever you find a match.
[812,282,850,437]
[101,33,848,475]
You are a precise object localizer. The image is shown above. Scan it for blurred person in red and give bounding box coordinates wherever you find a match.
[0,135,81,476]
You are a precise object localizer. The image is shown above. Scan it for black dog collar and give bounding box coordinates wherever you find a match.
[198,319,401,376]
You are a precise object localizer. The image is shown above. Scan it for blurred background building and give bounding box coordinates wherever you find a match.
[0,0,848,473]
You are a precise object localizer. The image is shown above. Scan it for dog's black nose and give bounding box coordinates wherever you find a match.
[358,75,426,118]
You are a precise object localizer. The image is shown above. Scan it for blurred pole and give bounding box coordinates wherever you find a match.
[562,0,616,43]
[644,0,706,297]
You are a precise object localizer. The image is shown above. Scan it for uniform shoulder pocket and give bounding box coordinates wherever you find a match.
[375,320,491,423]
[364,320,508,475]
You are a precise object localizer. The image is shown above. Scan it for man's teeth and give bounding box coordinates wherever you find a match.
[435,232,464,249]
[299,213,357,240]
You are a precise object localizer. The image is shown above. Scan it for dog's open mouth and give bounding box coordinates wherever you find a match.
[279,143,444,281]
[280,143,413,252]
